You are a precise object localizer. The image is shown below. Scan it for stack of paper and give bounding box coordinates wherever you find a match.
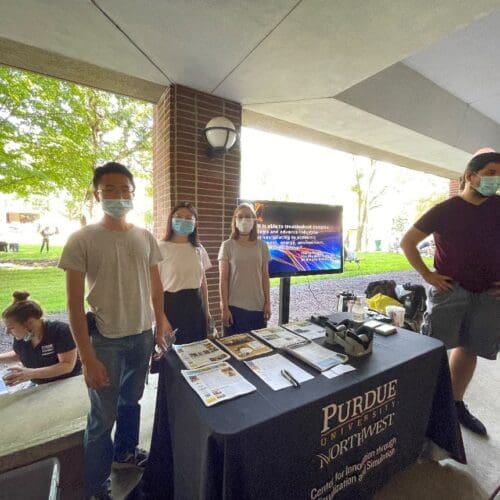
[282,320,326,341]
[181,362,256,407]
[252,325,304,348]
[284,341,349,372]
[245,354,314,390]
[173,339,230,369]
[216,333,273,360]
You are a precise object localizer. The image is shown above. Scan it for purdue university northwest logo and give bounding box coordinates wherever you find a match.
[317,379,397,469]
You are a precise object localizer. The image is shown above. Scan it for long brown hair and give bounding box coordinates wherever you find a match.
[230,203,258,241]
[162,201,200,247]
[2,291,43,324]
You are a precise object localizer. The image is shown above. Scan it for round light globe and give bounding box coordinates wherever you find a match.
[205,117,237,150]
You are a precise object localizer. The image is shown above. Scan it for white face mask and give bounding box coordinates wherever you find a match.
[236,217,255,234]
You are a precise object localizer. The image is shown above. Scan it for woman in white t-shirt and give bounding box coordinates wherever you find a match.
[218,203,271,335]
[157,202,212,345]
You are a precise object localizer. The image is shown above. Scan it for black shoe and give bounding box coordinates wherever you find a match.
[455,401,487,436]
[113,448,149,470]
[88,478,113,500]
[93,493,113,500]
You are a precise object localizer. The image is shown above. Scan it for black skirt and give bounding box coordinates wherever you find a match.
[150,288,207,374]
[164,288,207,344]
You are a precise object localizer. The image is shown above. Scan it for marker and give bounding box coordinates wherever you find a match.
[281,369,300,388]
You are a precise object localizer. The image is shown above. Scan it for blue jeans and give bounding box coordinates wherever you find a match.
[84,329,154,497]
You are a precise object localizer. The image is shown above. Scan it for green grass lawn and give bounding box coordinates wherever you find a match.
[0,244,63,261]
[0,266,66,314]
[0,251,431,314]
[270,252,432,287]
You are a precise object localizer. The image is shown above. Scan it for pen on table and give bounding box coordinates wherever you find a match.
[281,369,301,388]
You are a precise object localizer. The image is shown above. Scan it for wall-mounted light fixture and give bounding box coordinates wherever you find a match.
[204,116,237,159]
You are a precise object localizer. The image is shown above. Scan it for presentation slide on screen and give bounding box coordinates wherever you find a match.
[251,201,343,277]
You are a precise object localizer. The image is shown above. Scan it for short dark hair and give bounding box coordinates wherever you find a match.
[460,152,500,190]
[163,201,200,247]
[2,291,43,323]
[92,162,135,191]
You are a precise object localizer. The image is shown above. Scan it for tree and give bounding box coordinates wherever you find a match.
[351,157,387,251]
[414,191,447,220]
[391,214,410,237]
[0,66,152,220]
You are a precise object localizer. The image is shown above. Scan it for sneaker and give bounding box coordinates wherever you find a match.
[113,448,149,469]
[455,401,487,436]
[89,493,113,500]
[87,478,113,500]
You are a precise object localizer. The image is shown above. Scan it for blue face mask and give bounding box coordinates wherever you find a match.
[102,199,133,219]
[475,175,500,197]
[172,217,195,236]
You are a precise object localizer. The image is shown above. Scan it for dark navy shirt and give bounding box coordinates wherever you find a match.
[415,195,500,293]
[13,320,81,384]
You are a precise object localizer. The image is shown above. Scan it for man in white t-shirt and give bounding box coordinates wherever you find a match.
[59,162,173,500]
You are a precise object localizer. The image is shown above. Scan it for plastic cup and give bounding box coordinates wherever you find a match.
[385,305,405,327]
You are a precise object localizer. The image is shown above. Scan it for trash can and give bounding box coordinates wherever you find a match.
[0,457,60,500]
[375,239,382,251]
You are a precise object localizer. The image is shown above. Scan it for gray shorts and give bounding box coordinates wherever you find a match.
[422,283,499,359]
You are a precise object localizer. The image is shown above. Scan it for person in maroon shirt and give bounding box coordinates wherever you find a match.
[401,151,500,436]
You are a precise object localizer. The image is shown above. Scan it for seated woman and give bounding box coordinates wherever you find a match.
[0,291,81,386]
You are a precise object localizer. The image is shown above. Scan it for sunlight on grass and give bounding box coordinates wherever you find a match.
[0,244,63,261]
[270,252,432,287]
[0,252,432,314]
[0,267,66,314]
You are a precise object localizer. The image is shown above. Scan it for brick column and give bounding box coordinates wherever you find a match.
[449,179,460,197]
[153,85,241,327]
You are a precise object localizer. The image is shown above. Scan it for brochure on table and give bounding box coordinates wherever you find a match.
[284,341,349,372]
[173,339,230,370]
[216,333,273,360]
[181,361,257,407]
[282,320,326,340]
[252,325,304,348]
[245,353,314,390]
[0,377,8,395]
[322,363,356,379]
[0,368,33,395]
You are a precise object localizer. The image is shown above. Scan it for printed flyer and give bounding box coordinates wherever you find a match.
[181,362,256,407]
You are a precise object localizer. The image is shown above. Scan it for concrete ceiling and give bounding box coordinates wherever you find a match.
[1,0,500,178]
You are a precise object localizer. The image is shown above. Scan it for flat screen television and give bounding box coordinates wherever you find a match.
[242,200,343,278]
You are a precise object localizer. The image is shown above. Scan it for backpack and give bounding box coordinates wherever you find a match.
[364,280,427,332]
[397,283,427,332]
[364,280,399,302]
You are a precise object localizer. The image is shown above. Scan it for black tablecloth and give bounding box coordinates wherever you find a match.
[131,319,465,500]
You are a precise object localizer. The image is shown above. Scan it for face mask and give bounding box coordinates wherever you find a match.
[474,175,500,197]
[172,218,195,236]
[102,199,133,219]
[236,217,255,234]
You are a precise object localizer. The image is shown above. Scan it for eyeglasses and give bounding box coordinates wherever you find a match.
[97,186,135,195]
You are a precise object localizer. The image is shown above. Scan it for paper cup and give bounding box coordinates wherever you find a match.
[385,305,405,327]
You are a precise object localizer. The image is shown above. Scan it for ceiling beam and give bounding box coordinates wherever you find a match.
[243,109,461,180]
[0,36,166,103]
